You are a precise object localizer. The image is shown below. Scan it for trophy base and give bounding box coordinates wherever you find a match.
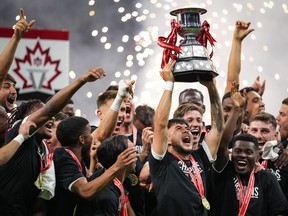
[173,70,218,82]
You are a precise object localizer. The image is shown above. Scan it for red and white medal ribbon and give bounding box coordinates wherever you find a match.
[114,178,128,216]
[173,154,209,210]
[65,148,83,173]
[237,170,255,216]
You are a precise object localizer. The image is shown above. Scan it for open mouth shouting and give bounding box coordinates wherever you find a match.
[114,119,123,133]
[236,160,247,170]
[6,95,16,110]
[190,128,200,140]
[182,134,192,145]
[125,106,132,119]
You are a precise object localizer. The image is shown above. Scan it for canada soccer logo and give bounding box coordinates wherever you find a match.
[13,41,61,95]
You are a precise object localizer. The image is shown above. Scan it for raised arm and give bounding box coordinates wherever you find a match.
[152,60,175,156]
[72,146,137,199]
[92,80,135,144]
[214,82,247,170]
[0,120,36,166]
[201,79,224,159]
[0,8,35,87]
[28,67,105,134]
[251,76,266,96]
[224,21,254,94]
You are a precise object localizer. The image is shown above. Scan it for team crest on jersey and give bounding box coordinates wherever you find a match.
[13,41,61,94]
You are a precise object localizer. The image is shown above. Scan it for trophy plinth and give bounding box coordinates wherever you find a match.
[170,8,218,82]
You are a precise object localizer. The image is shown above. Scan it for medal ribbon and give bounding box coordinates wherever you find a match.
[132,125,137,146]
[195,20,216,58]
[113,178,128,216]
[237,170,255,216]
[173,154,206,200]
[40,142,53,172]
[261,160,268,169]
[65,148,83,173]
[158,19,181,69]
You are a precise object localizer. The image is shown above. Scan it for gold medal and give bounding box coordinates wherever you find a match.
[129,174,138,186]
[202,197,210,210]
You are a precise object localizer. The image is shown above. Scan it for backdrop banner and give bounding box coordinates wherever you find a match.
[0,27,69,102]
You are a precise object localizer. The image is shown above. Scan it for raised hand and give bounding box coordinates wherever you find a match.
[139,127,153,163]
[18,120,37,140]
[251,76,266,96]
[90,139,97,162]
[14,8,36,40]
[230,81,247,108]
[234,21,254,41]
[117,79,135,99]
[81,67,106,83]
[114,146,138,170]
[141,127,153,149]
[160,59,175,82]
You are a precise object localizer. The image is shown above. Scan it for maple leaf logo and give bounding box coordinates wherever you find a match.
[14,41,61,94]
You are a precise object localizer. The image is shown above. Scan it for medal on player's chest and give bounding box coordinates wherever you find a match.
[202,197,210,210]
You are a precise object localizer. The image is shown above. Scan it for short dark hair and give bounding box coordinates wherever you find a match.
[54,112,69,121]
[56,116,89,147]
[250,112,277,130]
[173,102,204,118]
[239,87,256,95]
[168,118,189,129]
[282,97,288,106]
[231,133,259,149]
[179,88,204,104]
[222,92,231,103]
[106,85,118,91]
[67,99,74,104]
[134,105,155,128]
[5,74,16,84]
[96,90,117,109]
[97,135,128,169]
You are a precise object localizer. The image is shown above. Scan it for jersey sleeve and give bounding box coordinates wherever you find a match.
[264,171,288,215]
[53,148,85,191]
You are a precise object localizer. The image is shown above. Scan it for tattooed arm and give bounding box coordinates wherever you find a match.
[201,79,224,159]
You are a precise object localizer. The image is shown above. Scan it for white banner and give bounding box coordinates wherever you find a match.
[0,28,69,100]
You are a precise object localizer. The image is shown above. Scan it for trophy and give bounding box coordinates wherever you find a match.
[158,8,218,82]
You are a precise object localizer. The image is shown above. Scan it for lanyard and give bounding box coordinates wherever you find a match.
[173,154,210,210]
[65,148,83,173]
[113,178,128,216]
[237,170,255,216]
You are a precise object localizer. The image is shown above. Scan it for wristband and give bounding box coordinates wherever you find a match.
[164,81,174,92]
[143,161,149,167]
[13,134,25,146]
[118,80,129,98]
[110,94,123,112]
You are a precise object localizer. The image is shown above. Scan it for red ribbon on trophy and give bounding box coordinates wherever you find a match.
[158,19,182,69]
[195,20,216,58]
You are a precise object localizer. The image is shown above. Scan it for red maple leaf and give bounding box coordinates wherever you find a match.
[14,41,61,91]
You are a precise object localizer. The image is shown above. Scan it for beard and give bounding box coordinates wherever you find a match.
[171,142,191,155]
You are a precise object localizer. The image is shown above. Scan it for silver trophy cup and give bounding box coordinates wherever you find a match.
[170,8,218,82]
